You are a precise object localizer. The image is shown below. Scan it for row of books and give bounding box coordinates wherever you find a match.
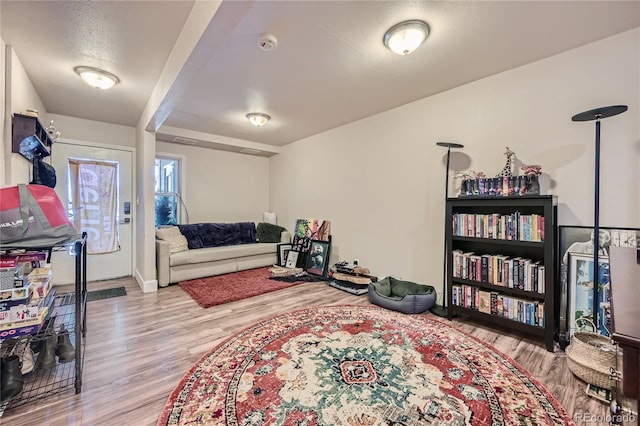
[452,212,545,242]
[452,250,545,293]
[459,176,534,198]
[452,284,545,327]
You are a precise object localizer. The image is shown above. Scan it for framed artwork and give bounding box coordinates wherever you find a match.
[277,243,293,267]
[558,226,640,339]
[292,235,312,268]
[285,251,299,269]
[305,240,331,277]
[567,253,610,338]
[294,219,331,241]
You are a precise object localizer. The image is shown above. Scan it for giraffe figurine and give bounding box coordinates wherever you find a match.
[496,147,515,178]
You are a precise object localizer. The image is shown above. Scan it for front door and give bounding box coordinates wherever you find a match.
[50,141,134,284]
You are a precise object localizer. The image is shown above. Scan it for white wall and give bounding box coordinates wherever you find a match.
[136,127,156,293]
[45,114,135,148]
[156,141,271,224]
[1,36,6,187]
[270,29,640,303]
[4,47,47,185]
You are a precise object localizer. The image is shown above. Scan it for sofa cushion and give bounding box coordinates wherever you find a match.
[170,242,279,266]
[178,222,257,249]
[155,226,189,253]
[256,222,286,243]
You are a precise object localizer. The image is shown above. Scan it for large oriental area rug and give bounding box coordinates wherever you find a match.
[157,305,574,426]
[179,267,305,308]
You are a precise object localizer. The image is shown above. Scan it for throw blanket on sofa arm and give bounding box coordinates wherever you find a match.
[178,222,257,249]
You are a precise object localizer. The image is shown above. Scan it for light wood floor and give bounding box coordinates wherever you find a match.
[0,276,634,426]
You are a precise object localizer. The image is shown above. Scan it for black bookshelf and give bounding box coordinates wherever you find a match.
[445,195,557,352]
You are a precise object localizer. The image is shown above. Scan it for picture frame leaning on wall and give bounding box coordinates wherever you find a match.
[277,243,293,267]
[305,240,331,277]
[567,252,610,338]
[558,226,640,342]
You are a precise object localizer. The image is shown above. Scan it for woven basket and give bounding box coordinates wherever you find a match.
[565,320,621,390]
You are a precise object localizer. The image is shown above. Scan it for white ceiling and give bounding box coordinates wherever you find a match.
[2,1,639,153]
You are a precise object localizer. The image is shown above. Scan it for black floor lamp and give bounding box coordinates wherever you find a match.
[431,141,464,318]
[571,105,627,332]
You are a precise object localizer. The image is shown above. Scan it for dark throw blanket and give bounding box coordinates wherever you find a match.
[178,222,257,249]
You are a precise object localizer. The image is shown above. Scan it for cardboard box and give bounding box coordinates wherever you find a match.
[0,322,42,339]
[0,286,31,301]
[0,306,48,332]
[0,290,32,311]
[0,305,40,325]
[28,264,52,281]
[0,252,48,269]
[30,277,52,301]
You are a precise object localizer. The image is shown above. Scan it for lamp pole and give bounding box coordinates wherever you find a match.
[431,141,464,318]
[571,105,627,333]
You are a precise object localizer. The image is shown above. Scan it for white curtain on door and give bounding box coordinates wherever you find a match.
[69,159,119,254]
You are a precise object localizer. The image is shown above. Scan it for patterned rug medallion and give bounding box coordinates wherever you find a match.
[157,305,574,426]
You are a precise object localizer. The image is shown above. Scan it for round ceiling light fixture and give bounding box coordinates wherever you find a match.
[74,66,120,90]
[246,112,271,127]
[383,20,429,55]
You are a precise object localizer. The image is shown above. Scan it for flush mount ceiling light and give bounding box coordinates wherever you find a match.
[74,66,120,90]
[246,112,271,127]
[383,20,429,55]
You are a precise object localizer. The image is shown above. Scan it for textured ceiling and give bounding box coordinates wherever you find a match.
[2,1,639,152]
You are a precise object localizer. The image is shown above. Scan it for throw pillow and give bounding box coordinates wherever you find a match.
[155,226,189,253]
[263,211,277,225]
[256,222,286,243]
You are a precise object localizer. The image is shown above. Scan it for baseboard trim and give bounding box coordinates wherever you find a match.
[135,270,158,293]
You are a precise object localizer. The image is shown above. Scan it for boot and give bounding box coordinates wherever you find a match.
[34,335,57,370]
[1,355,24,402]
[1,337,18,357]
[21,346,34,375]
[56,324,75,363]
[31,314,57,354]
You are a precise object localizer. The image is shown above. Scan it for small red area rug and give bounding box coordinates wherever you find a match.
[157,305,575,425]
[178,267,305,308]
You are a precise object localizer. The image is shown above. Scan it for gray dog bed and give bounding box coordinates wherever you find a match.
[368,276,436,314]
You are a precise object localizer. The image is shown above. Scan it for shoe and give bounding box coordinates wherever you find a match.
[56,324,75,363]
[31,314,57,354]
[21,346,34,375]
[1,355,24,402]
[34,335,57,370]
[0,337,18,357]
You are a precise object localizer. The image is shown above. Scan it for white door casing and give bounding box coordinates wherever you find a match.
[50,140,134,284]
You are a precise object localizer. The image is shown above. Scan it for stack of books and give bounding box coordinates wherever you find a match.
[327,262,378,296]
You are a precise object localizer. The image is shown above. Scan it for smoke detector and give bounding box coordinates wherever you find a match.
[258,33,278,51]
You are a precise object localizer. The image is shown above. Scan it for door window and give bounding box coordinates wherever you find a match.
[68,158,120,254]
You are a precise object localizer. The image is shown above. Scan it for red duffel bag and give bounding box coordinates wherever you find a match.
[0,184,78,248]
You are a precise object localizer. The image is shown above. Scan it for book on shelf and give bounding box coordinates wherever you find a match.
[452,284,545,327]
[452,211,544,242]
[478,290,491,314]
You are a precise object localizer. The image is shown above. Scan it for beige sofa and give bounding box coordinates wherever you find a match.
[156,224,290,287]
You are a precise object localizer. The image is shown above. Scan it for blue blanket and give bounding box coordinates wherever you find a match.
[178,222,256,249]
